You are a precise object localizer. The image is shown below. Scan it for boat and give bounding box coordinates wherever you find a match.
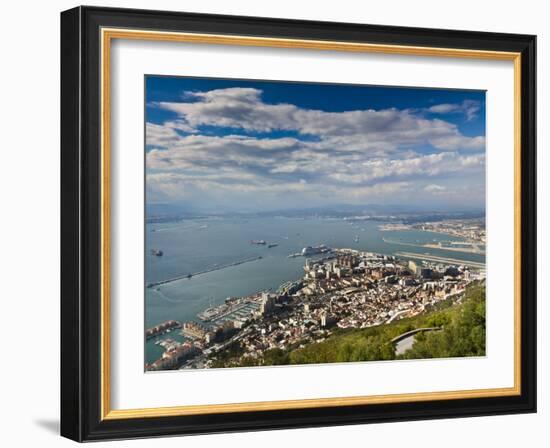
[301,245,329,256]
[268,243,278,248]
[354,235,359,243]
[150,249,163,256]
[250,240,267,245]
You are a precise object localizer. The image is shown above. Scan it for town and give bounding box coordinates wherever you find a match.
[412,218,486,244]
[145,248,485,371]
[381,218,485,245]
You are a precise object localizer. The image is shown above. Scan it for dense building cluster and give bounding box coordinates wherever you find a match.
[146,342,199,371]
[146,247,484,371]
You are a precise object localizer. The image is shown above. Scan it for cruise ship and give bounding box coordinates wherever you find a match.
[301,245,330,256]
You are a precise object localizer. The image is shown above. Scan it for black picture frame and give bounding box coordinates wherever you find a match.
[61,5,536,442]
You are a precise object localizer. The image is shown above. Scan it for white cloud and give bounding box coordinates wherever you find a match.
[145,122,180,147]
[147,134,301,173]
[145,120,197,147]
[428,99,482,121]
[152,88,485,152]
[424,184,447,194]
[146,131,484,204]
[327,152,484,185]
[146,87,486,209]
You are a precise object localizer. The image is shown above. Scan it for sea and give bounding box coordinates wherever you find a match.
[144,216,485,364]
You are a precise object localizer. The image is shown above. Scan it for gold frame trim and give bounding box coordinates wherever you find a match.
[100,28,522,421]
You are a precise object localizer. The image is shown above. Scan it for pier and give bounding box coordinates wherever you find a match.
[146,256,263,289]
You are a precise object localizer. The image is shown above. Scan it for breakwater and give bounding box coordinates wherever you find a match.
[147,256,263,289]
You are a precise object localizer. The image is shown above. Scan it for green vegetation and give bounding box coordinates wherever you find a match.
[211,282,485,368]
[209,341,245,368]
[399,283,486,359]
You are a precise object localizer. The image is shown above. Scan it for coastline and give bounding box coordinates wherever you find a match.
[146,243,485,370]
[145,216,486,366]
[381,237,485,255]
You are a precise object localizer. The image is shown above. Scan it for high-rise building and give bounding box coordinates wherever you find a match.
[260,292,276,315]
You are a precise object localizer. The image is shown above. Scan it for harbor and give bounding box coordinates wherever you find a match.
[197,297,261,323]
[146,246,485,370]
[144,216,486,364]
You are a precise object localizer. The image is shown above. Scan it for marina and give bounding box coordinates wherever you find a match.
[197,297,261,323]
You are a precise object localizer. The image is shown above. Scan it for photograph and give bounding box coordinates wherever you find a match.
[144,76,487,371]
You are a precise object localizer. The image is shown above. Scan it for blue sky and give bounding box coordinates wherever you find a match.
[145,76,486,213]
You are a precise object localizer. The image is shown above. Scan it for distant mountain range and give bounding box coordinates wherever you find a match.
[146,202,484,223]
